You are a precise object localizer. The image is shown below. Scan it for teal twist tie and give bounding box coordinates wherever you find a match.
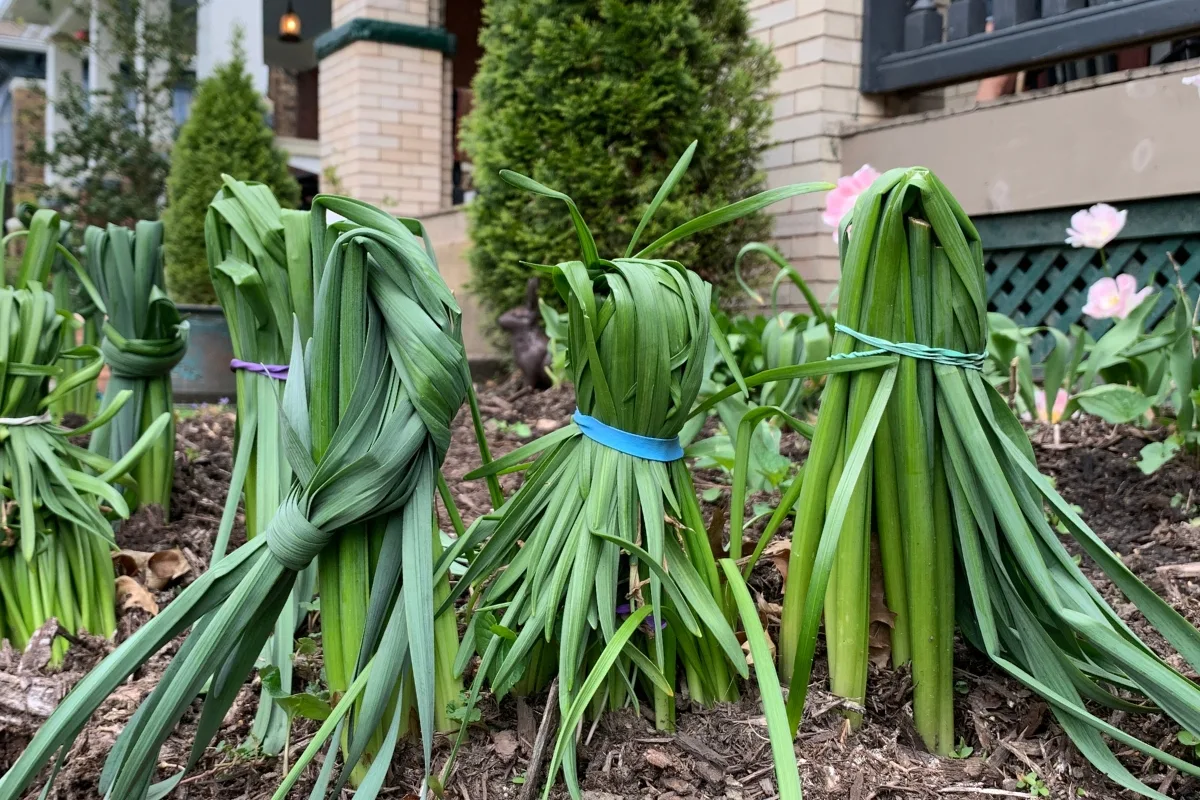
[829,323,986,371]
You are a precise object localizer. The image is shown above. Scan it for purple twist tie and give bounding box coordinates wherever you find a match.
[230,359,289,380]
[615,603,668,631]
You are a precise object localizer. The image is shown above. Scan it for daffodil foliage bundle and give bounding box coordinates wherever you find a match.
[86,221,189,514]
[205,175,315,754]
[0,195,471,800]
[777,168,1200,799]
[0,207,170,664]
[208,175,313,549]
[443,146,827,798]
[32,204,103,419]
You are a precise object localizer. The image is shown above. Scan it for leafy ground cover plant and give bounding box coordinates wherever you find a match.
[439,143,831,799]
[986,278,1199,471]
[687,243,833,493]
[767,167,1200,799]
[0,193,473,800]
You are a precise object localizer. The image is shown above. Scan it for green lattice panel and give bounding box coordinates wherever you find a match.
[976,195,1200,359]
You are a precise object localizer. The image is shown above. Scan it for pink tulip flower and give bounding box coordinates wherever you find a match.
[1065,203,1127,250]
[1081,274,1152,320]
[1184,74,1200,97]
[1034,388,1069,424]
[823,165,881,241]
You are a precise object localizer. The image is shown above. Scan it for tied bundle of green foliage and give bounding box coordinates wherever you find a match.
[86,221,188,515]
[164,33,300,304]
[7,202,103,419]
[464,0,777,322]
[0,194,472,800]
[205,175,314,755]
[0,197,171,665]
[440,143,828,799]
[765,167,1200,799]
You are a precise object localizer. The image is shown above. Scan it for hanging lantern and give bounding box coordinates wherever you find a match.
[279,0,302,42]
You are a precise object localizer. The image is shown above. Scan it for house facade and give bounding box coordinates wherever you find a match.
[1,0,1199,362]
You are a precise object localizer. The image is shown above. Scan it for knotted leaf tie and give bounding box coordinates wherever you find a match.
[829,323,986,370]
[101,325,189,380]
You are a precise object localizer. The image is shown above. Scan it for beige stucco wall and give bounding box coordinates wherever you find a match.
[839,63,1200,217]
[421,207,496,363]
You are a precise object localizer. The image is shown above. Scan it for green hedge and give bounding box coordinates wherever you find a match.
[464,0,778,322]
[163,38,299,304]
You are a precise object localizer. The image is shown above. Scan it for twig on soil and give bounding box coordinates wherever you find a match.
[741,763,776,783]
[585,684,608,746]
[939,788,1036,798]
[518,678,558,800]
[1157,562,1200,578]
[1000,740,1042,777]
[1158,767,1177,795]
[673,731,729,767]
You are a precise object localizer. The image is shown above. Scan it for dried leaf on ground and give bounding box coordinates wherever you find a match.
[764,539,790,580]
[869,541,897,668]
[113,548,191,591]
[146,548,191,590]
[115,575,159,616]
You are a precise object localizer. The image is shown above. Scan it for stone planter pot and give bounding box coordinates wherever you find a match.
[172,305,236,403]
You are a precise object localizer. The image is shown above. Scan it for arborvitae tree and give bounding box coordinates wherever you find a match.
[163,33,299,303]
[464,0,777,321]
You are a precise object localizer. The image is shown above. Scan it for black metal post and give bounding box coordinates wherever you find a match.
[905,0,945,49]
[861,0,908,92]
[993,0,1040,28]
[1043,0,1086,14]
[948,0,988,39]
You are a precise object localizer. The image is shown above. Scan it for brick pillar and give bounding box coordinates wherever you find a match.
[750,0,878,305]
[317,0,453,215]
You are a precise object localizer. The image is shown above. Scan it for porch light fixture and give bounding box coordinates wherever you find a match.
[279,0,302,42]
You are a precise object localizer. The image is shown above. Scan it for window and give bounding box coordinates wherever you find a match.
[172,75,193,125]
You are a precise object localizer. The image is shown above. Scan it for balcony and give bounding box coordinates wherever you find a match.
[862,0,1200,94]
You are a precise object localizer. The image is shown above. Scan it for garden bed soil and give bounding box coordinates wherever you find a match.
[3,385,1200,800]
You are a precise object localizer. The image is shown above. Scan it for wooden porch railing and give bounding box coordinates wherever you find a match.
[862,0,1200,93]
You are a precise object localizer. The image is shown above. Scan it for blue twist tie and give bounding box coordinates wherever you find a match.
[829,323,986,371]
[572,410,684,462]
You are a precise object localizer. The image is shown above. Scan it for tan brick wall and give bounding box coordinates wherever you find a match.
[751,0,874,303]
[441,57,453,207]
[320,0,453,214]
[319,40,448,215]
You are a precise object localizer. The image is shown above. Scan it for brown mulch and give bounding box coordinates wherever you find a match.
[3,385,1200,799]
